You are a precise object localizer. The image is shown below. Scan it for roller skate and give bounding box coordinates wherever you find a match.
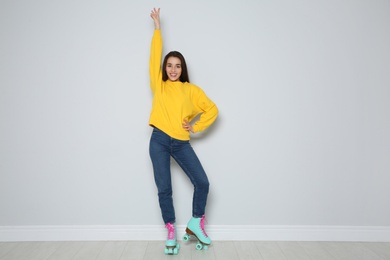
[183,215,211,250]
[164,222,180,255]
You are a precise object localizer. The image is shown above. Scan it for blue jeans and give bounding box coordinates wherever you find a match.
[149,127,210,224]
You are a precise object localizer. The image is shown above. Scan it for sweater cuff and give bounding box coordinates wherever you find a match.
[192,125,200,133]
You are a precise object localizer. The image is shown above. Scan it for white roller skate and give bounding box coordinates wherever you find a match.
[164,222,180,255]
[183,215,211,250]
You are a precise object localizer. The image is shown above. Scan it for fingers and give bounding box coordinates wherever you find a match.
[182,120,189,128]
[150,7,160,18]
[150,7,161,29]
[182,120,194,133]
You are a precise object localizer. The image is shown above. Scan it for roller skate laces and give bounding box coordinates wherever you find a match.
[200,215,209,238]
[165,223,175,240]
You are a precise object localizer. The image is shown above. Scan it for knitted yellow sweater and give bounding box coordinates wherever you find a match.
[149,30,218,140]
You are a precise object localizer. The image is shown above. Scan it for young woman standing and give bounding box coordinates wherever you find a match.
[149,8,218,254]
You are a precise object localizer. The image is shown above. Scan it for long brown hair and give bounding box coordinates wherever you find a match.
[162,51,190,83]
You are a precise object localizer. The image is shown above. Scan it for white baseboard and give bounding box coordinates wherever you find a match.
[1,225,390,242]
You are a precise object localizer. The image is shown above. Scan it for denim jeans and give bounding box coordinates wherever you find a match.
[149,127,210,224]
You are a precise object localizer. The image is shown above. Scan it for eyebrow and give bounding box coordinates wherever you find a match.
[167,63,181,66]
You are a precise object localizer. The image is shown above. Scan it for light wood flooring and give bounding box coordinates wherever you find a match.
[1,240,390,260]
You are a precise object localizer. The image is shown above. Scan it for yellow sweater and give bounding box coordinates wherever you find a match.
[149,30,218,140]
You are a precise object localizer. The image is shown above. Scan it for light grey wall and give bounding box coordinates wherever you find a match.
[1,0,389,227]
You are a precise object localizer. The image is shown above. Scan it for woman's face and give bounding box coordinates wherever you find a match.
[166,57,182,82]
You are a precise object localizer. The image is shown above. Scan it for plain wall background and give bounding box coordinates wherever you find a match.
[1,0,389,227]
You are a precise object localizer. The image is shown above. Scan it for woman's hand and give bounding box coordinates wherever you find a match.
[150,7,160,30]
[182,120,194,133]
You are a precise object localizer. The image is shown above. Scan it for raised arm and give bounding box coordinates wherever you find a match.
[150,8,160,30]
[149,8,162,93]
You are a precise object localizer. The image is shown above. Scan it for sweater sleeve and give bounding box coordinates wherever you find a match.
[192,88,219,133]
[149,30,162,94]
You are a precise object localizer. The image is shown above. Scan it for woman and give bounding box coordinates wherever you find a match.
[149,8,218,254]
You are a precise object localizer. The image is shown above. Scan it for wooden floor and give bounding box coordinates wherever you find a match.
[1,240,390,260]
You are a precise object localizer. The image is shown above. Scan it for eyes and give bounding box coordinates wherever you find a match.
[167,63,181,69]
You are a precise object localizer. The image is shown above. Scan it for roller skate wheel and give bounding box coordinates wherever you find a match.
[165,245,179,255]
[203,245,209,250]
[164,248,171,255]
[183,234,190,241]
[196,242,203,250]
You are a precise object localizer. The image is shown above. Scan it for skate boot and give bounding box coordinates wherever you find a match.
[164,222,180,255]
[183,215,211,250]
